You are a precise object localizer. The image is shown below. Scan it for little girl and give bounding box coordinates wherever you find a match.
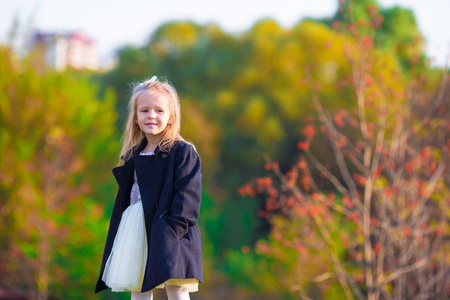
[95,76,203,300]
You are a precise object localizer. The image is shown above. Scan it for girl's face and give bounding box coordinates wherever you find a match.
[136,92,172,140]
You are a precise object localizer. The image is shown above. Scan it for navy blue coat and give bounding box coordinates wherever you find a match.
[95,139,203,293]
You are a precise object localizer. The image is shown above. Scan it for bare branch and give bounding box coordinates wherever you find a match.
[380,258,429,285]
[305,149,350,197]
[308,272,335,283]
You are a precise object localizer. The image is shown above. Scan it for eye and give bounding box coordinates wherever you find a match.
[141,109,148,112]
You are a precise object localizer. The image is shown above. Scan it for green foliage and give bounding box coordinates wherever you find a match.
[0,45,119,299]
[321,0,426,74]
[224,248,282,293]
[377,6,426,73]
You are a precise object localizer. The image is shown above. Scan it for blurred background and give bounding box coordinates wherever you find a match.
[0,0,449,299]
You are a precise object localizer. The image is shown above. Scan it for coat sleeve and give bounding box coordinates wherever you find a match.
[165,143,202,239]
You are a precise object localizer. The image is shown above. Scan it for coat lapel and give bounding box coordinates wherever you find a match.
[112,163,134,203]
[111,138,147,201]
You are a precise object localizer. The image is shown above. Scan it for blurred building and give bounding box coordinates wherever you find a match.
[32,31,99,71]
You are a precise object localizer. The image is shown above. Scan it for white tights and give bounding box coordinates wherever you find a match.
[131,285,190,300]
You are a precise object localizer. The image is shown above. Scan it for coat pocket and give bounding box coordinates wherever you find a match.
[161,217,179,239]
[155,209,179,239]
[150,216,181,272]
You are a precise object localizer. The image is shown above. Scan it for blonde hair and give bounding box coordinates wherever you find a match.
[119,77,184,164]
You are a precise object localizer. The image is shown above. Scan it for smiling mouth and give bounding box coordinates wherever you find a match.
[146,123,157,126]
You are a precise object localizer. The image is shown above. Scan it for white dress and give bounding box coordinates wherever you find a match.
[102,151,198,293]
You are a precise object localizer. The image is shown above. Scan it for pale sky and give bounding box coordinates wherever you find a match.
[1,0,449,67]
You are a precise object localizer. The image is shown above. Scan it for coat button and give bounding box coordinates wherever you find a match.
[155,202,159,207]
[162,153,168,158]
